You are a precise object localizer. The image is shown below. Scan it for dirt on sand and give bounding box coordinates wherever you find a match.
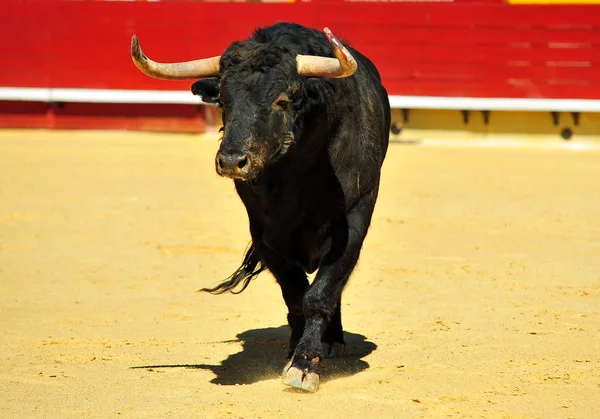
[0,130,599,418]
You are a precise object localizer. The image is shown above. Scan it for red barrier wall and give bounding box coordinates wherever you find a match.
[2,0,599,100]
[0,101,209,132]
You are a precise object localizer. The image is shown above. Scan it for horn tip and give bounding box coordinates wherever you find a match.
[323,27,338,45]
[131,34,142,59]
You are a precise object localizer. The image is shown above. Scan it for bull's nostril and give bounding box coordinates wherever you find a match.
[217,157,225,170]
[237,156,248,170]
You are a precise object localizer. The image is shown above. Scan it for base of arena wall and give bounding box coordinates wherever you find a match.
[0,101,598,141]
[390,109,600,142]
[0,101,215,133]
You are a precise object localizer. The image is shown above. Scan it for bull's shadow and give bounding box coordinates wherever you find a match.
[132,325,376,386]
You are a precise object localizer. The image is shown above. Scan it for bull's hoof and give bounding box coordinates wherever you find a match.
[326,342,345,358]
[281,357,320,392]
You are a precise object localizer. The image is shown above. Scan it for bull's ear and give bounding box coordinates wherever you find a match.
[191,78,220,104]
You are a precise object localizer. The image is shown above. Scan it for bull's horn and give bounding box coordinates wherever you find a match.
[296,28,357,79]
[131,34,221,80]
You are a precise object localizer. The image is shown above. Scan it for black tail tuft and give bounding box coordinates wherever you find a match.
[199,243,265,295]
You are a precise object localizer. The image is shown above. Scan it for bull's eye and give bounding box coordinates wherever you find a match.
[276,100,290,111]
[274,95,290,111]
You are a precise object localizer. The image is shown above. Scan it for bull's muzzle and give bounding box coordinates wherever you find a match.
[216,151,250,180]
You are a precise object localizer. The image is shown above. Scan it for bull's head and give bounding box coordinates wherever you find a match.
[131,27,357,182]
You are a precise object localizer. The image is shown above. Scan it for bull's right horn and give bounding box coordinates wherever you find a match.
[296,27,357,79]
[131,34,221,80]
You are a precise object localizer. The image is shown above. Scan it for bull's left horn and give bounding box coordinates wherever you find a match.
[296,28,357,79]
[131,34,221,80]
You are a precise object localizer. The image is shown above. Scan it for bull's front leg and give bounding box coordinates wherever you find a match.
[282,194,376,392]
[257,243,309,357]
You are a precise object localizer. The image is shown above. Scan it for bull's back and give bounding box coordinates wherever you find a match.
[336,48,390,167]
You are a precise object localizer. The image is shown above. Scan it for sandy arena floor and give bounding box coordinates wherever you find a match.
[0,130,598,418]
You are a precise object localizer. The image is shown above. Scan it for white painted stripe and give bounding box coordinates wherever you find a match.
[1,87,600,112]
[388,95,600,112]
[0,87,207,105]
[50,88,206,105]
[0,88,52,102]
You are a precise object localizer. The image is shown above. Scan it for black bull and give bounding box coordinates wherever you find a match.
[132,22,390,392]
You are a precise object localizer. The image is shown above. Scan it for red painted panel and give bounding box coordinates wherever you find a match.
[0,102,206,132]
[1,0,599,100]
[474,44,599,64]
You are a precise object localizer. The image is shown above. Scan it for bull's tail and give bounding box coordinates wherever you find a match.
[199,243,265,295]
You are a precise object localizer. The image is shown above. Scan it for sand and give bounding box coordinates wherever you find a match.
[0,130,598,418]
